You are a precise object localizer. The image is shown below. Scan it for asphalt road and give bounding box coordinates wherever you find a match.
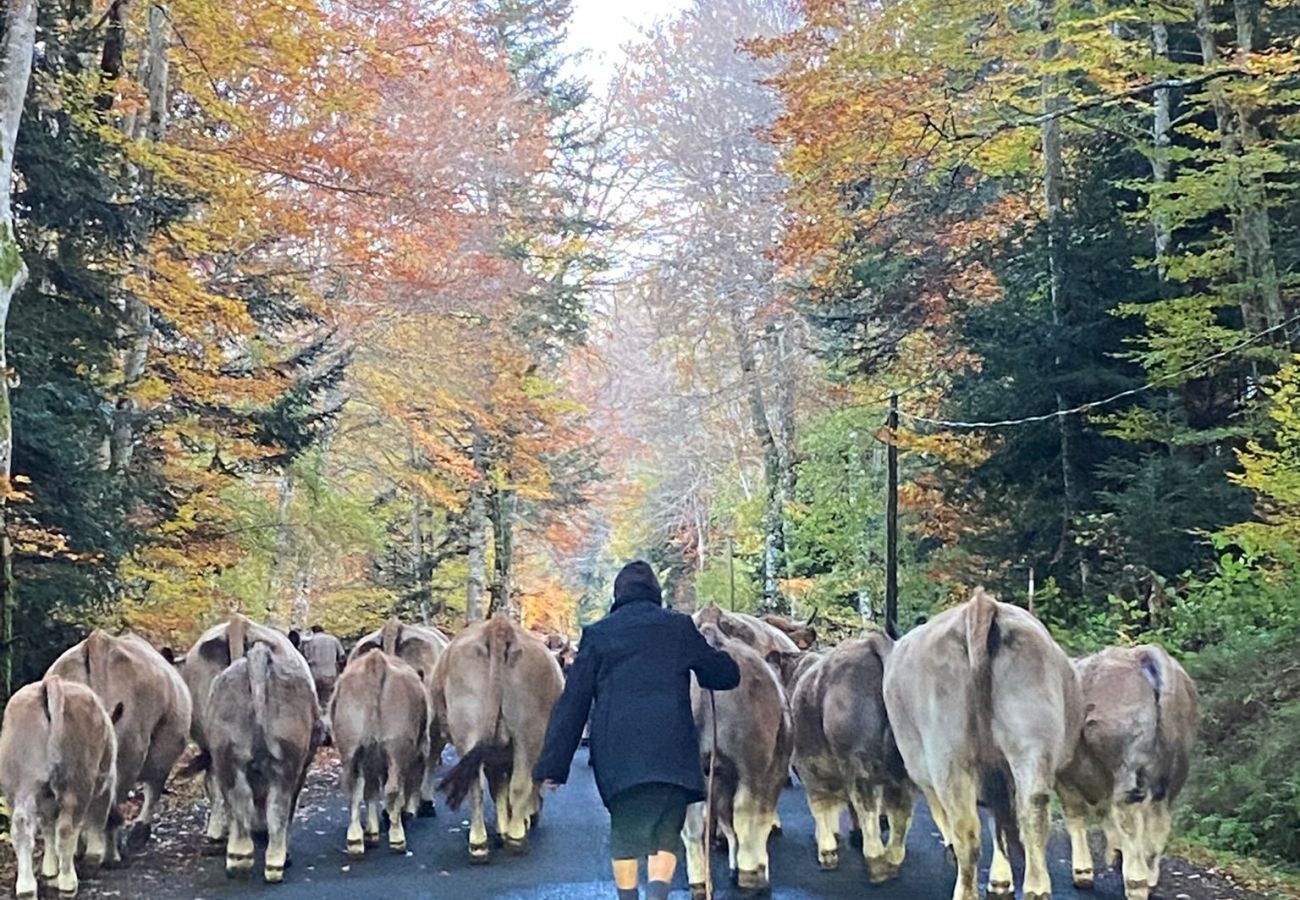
[57,747,1260,900]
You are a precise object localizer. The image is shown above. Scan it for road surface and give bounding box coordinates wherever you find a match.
[18,748,1262,900]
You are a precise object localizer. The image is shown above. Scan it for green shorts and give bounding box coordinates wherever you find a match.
[608,783,690,860]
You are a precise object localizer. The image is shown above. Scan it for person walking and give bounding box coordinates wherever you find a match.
[534,560,740,900]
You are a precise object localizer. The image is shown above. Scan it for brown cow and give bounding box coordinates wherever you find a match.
[175,614,310,853]
[349,617,448,815]
[791,634,912,881]
[0,676,118,899]
[760,613,818,651]
[207,640,319,882]
[682,625,792,896]
[696,604,800,664]
[434,614,564,861]
[330,648,430,856]
[299,625,347,706]
[883,588,1082,900]
[1056,645,1198,900]
[46,630,191,863]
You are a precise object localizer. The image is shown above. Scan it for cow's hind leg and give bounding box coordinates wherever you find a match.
[54,803,81,897]
[881,779,913,874]
[1144,799,1172,891]
[1014,766,1055,900]
[224,773,256,879]
[502,756,533,854]
[467,778,490,863]
[850,780,890,883]
[682,801,708,900]
[345,769,366,858]
[203,770,228,856]
[987,818,1014,900]
[1058,785,1095,889]
[263,781,293,883]
[732,784,770,892]
[1111,801,1150,900]
[384,749,408,853]
[936,772,981,900]
[805,790,842,870]
[12,798,38,899]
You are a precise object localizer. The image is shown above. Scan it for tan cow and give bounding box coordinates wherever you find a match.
[207,640,319,882]
[175,614,311,852]
[682,625,792,896]
[791,634,912,881]
[330,647,430,856]
[1056,645,1198,900]
[0,676,118,899]
[883,588,1082,900]
[46,630,191,864]
[434,614,564,862]
[349,617,448,815]
[696,604,800,664]
[299,625,347,706]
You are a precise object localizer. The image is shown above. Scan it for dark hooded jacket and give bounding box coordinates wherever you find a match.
[533,561,740,806]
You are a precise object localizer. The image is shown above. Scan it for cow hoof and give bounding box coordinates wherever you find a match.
[987,882,1015,900]
[127,821,152,853]
[504,836,530,856]
[737,869,769,893]
[265,865,285,884]
[59,890,79,900]
[363,833,380,848]
[869,859,900,884]
[16,892,36,900]
[1023,893,1051,900]
[1074,868,1095,889]
[690,884,708,900]
[202,838,226,857]
[226,866,253,881]
[416,800,436,819]
[346,840,366,858]
[818,849,839,871]
[1123,881,1150,900]
[390,840,407,854]
[468,842,491,864]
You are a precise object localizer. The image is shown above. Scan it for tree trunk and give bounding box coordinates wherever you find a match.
[465,481,487,623]
[488,486,517,620]
[1038,0,1086,592]
[265,473,295,627]
[728,305,785,614]
[1194,0,1284,335]
[1150,20,1173,269]
[0,0,38,706]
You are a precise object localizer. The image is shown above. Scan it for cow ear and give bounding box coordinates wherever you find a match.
[505,641,523,667]
[288,629,302,650]
[198,637,231,668]
[110,702,125,724]
[160,646,176,665]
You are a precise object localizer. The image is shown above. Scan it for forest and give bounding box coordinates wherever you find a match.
[0,0,1297,876]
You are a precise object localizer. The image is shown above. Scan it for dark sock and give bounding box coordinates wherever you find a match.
[646,880,671,900]
[617,888,639,900]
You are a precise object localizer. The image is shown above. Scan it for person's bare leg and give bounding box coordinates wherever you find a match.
[613,858,639,898]
[647,850,676,900]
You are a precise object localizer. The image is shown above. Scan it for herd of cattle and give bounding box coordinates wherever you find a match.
[0,589,1197,900]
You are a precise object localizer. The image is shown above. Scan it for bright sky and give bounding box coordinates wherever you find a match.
[564,0,692,88]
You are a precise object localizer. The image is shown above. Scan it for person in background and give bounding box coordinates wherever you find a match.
[534,560,740,900]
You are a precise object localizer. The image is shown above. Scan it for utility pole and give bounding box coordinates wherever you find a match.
[727,534,736,612]
[885,393,899,639]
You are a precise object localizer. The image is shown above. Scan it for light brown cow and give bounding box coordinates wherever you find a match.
[696,604,800,664]
[791,634,912,881]
[349,617,448,815]
[883,588,1082,900]
[299,626,347,706]
[760,613,818,651]
[175,614,310,852]
[1056,645,1198,900]
[434,614,564,862]
[330,648,430,856]
[682,625,792,896]
[46,630,192,863]
[207,640,319,882]
[0,676,118,899]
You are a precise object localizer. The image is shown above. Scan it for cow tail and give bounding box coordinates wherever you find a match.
[228,613,251,661]
[438,618,510,809]
[381,617,402,656]
[1138,646,1174,801]
[43,676,68,772]
[966,587,1022,861]
[85,630,114,693]
[248,642,274,759]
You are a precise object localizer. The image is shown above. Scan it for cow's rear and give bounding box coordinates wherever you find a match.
[883,587,1081,900]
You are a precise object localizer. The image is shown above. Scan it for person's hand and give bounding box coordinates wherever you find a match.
[542,779,560,792]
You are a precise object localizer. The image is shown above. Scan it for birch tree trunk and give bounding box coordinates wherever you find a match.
[0,0,38,705]
[265,473,295,627]
[1150,20,1173,270]
[465,481,487,623]
[488,486,517,619]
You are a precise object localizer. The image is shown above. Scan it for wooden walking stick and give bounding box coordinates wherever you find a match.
[703,689,719,900]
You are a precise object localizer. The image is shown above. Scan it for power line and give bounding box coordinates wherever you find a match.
[896,312,1300,431]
